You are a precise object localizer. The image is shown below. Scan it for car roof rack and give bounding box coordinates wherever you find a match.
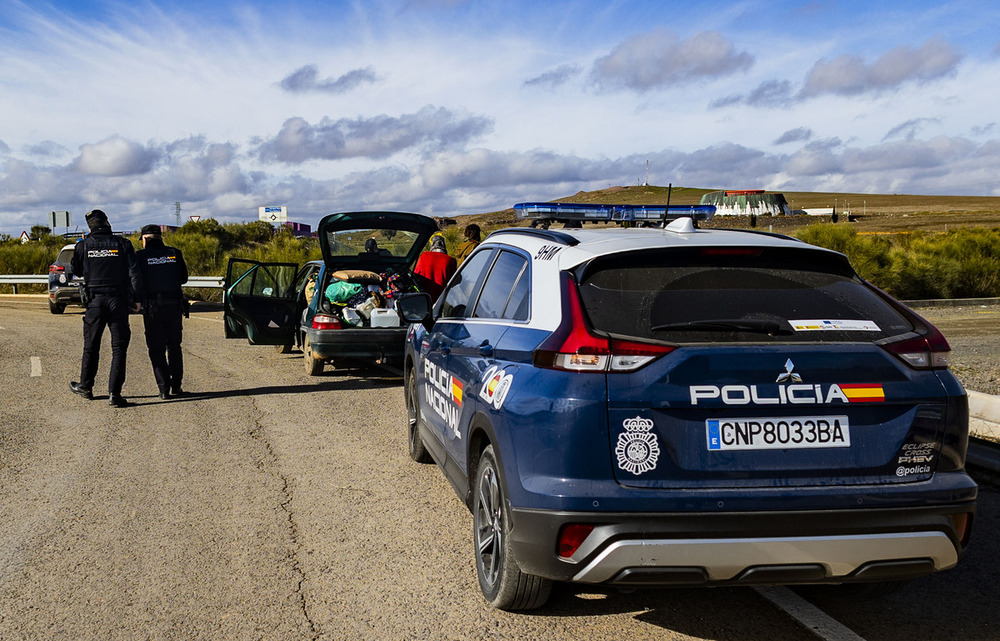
[513,202,716,226]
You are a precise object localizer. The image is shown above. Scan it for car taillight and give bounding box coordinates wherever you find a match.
[312,314,342,330]
[533,273,674,372]
[609,337,675,371]
[557,524,594,559]
[881,326,951,369]
[49,264,65,273]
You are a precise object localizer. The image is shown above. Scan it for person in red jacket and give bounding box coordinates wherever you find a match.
[413,233,457,300]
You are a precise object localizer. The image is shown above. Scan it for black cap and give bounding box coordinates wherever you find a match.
[85,209,108,225]
[140,224,162,236]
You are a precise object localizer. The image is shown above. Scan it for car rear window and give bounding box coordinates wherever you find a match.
[325,228,423,259]
[577,246,913,344]
[56,248,74,264]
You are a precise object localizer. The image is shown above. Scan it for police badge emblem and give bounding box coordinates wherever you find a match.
[615,416,660,475]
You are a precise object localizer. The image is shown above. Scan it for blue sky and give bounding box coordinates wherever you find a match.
[2,0,1000,234]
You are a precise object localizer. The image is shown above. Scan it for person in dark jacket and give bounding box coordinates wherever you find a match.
[69,209,142,407]
[136,224,189,399]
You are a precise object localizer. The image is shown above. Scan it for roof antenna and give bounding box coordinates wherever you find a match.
[660,183,672,227]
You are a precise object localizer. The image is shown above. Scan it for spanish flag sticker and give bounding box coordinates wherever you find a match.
[839,383,885,403]
[452,378,464,406]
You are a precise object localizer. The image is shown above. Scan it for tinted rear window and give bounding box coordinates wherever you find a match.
[578,247,913,344]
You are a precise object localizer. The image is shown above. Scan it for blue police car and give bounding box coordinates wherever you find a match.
[397,203,976,610]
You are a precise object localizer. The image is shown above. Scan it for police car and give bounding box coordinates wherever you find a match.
[48,243,83,314]
[397,202,977,610]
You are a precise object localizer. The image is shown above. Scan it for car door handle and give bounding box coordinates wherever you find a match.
[477,341,494,357]
[439,346,451,355]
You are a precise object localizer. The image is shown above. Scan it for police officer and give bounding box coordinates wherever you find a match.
[136,224,189,399]
[69,209,142,407]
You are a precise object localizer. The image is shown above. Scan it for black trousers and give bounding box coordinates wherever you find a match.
[143,302,184,392]
[79,295,131,395]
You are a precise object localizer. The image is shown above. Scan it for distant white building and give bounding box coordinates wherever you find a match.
[699,190,791,216]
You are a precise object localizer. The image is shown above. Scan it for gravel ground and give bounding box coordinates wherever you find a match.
[915,303,1000,397]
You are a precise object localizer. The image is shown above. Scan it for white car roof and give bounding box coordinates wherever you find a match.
[484,220,835,271]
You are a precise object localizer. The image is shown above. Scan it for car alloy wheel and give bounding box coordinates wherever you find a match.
[472,445,551,610]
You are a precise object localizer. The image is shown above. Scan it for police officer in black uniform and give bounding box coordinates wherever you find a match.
[136,224,189,399]
[69,209,142,407]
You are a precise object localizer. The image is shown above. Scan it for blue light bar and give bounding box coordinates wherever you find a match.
[513,202,715,223]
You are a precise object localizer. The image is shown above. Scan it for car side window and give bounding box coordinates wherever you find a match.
[473,251,529,320]
[503,263,529,321]
[439,249,495,319]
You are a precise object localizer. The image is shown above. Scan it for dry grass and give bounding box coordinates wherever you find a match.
[460,185,1000,235]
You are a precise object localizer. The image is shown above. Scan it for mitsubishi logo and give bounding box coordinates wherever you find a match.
[776,358,803,383]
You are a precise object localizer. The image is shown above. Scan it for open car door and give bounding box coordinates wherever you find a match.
[224,258,299,345]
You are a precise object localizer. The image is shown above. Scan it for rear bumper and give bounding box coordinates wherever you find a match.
[306,326,407,361]
[49,286,81,304]
[509,501,975,586]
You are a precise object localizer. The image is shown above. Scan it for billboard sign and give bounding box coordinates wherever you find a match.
[49,211,71,228]
[259,206,288,225]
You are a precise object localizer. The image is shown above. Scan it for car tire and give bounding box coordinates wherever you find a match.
[49,300,66,314]
[473,445,552,610]
[275,342,293,354]
[405,370,432,463]
[303,334,324,376]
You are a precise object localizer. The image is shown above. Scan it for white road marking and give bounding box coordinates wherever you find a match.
[755,586,868,641]
[30,357,42,377]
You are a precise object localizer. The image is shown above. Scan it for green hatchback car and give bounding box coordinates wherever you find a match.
[223,211,439,375]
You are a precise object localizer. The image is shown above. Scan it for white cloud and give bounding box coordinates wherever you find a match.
[590,29,753,92]
[279,65,379,94]
[801,38,963,97]
[255,107,494,163]
[774,127,814,145]
[74,137,160,176]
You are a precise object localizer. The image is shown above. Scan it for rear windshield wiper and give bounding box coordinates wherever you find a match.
[651,319,792,335]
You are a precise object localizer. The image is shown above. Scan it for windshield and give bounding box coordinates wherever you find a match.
[324,228,423,260]
[577,246,913,344]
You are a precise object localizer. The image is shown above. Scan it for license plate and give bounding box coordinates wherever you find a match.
[707,416,850,451]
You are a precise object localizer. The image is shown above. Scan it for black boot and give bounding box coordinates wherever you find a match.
[109,394,132,407]
[70,381,93,400]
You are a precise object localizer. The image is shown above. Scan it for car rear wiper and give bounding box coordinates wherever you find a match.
[651,319,792,335]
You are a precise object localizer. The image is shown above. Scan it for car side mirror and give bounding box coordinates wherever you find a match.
[396,292,433,330]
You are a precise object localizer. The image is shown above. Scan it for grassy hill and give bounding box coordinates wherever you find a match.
[464,185,1000,234]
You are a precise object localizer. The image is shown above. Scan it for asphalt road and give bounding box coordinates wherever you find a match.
[0,297,997,641]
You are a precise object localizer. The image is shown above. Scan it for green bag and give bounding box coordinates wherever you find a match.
[324,280,364,304]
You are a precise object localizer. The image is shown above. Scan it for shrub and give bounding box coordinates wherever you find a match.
[796,225,1000,299]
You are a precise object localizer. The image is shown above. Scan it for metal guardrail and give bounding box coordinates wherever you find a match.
[0,275,49,285]
[0,274,223,290]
